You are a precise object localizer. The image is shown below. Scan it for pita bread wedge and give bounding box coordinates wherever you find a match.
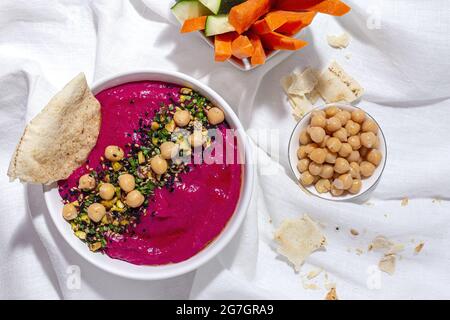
[274,214,326,271]
[8,73,101,184]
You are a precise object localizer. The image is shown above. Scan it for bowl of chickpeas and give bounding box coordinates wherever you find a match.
[288,103,387,201]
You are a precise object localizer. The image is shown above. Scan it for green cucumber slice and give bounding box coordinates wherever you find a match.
[199,0,246,15]
[204,14,235,37]
[171,0,211,24]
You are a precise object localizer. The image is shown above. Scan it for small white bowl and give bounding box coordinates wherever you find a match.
[288,103,387,201]
[44,70,254,280]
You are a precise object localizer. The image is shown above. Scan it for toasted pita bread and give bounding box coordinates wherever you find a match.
[8,73,101,184]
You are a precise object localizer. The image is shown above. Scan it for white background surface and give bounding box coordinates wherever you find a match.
[1,0,450,299]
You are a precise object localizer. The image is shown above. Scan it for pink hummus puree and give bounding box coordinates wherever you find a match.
[58,81,242,265]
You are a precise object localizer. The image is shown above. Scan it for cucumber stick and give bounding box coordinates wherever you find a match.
[171,0,211,23]
[205,15,235,36]
[199,0,246,15]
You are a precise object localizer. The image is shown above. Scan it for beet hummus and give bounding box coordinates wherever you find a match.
[58,81,242,265]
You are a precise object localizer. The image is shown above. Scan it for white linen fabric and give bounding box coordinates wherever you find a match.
[1,0,449,299]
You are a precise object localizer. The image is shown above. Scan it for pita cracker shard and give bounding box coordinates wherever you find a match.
[274,214,326,271]
[317,60,364,103]
[378,254,396,275]
[8,73,101,184]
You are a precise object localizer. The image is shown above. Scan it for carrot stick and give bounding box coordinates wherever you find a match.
[259,31,308,50]
[252,11,288,34]
[231,35,254,59]
[275,0,351,16]
[214,32,237,62]
[276,12,317,36]
[180,16,207,33]
[248,33,266,65]
[229,0,273,34]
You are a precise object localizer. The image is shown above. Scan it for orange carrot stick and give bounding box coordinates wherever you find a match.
[180,16,207,33]
[231,35,254,59]
[252,11,288,34]
[229,0,273,34]
[214,32,237,62]
[259,31,308,50]
[276,12,317,36]
[275,0,351,16]
[248,33,266,65]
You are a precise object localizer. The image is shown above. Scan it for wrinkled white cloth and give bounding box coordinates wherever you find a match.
[1,0,450,299]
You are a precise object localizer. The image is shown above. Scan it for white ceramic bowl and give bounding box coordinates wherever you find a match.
[44,70,254,280]
[288,103,387,201]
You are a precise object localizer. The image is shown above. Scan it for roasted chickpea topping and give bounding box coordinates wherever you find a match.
[105,145,124,161]
[87,203,106,223]
[118,174,135,193]
[207,107,225,125]
[78,174,96,191]
[125,190,145,208]
[63,203,78,221]
[173,109,191,127]
[99,183,115,200]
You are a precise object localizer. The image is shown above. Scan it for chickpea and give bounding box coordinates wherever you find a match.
[326,117,342,132]
[351,109,366,124]
[150,155,168,175]
[331,184,344,196]
[347,150,360,163]
[334,157,350,174]
[326,137,342,153]
[78,174,96,191]
[325,151,337,164]
[360,132,377,148]
[207,107,225,125]
[338,143,353,158]
[349,162,361,179]
[118,174,135,193]
[362,119,378,134]
[297,146,308,159]
[297,159,310,173]
[367,149,382,166]
[299,130,311,145]
[335,110,351,125]
[87,203,106,223]
[345,120,361,136]
[348,135,361,150]
[99,183,115,200]
[315,179,331,194]
[320,164,334,179]
[189,131,204,148]
[311,115,327,128]
[174,109,191,127]
[333,128,348,142]
[325,106,340,118]
[62,203,78,221]
[160,141,179,160]
[349,179,362,194]
[105,145,124,162]
[300,171,315,186]
[311,110,326,118]
[360,161,376,177]
[308,126,326,144]
[320,135,330,148]
[309,162,323,176]
[340,173,354,190]
[125,190,145,208]
[309,148,327,164]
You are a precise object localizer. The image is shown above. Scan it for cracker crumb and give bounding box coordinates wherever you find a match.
[432,198,441,204]
[350,229,359,236]
[325,287,338,300]
[414,242,425,255]
[356,248,364,256]
[307,268,323,280]
[378,254,396,275]
[327,32,350,49]
[369,235,394,252]
[401,197,409,206]
[302,282,320,290]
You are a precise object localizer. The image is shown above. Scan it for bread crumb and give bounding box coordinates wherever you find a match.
[302,282,320,290]
[401,198,409,206]
[325,287,338,300]
[327,32,350,49]
[355,248,364,255]
[369,235,394,252]
[432,198,441,204]
[350,229,359,236]
[414,242,425,255]
[307,268,323,280]
[378,254,396,275]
